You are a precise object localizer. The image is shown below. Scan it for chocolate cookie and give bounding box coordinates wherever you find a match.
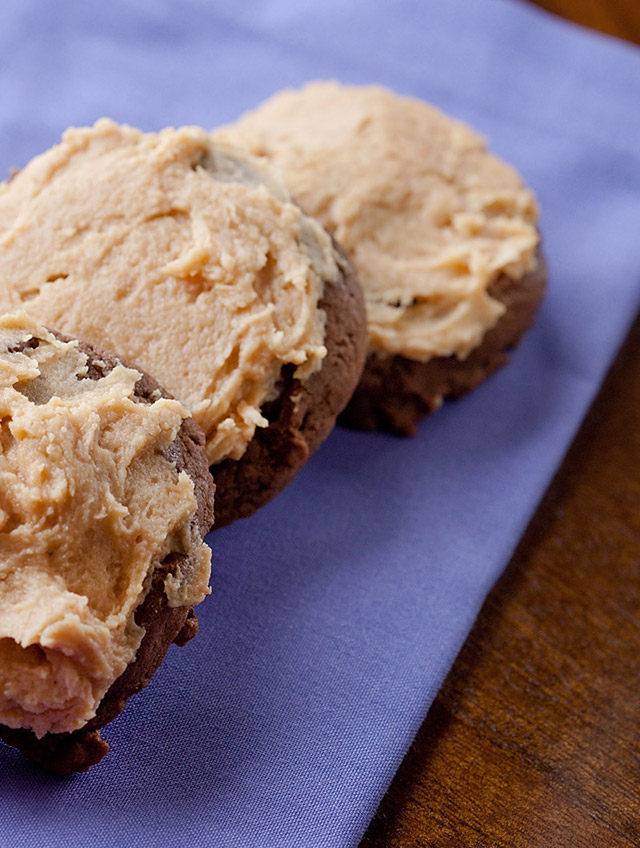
[215,81,547,435]
[0,315,214,774]
[0,120,366,525]
[339,250,547,434]
[213,240,365,526]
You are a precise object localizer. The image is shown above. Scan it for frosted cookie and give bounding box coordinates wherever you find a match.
[0,313,214,774]
[0,120,366,524]
[215,81,547,434]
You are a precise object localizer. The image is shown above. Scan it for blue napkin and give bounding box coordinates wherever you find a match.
[2,2,640,846]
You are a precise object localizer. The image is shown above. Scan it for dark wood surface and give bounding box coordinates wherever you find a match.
[360,3,640,845]
[527,0,640,44]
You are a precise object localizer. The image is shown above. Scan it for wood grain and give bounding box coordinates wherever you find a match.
[526,0,640,44]
[362,318,640,846]
[360,3,640,844]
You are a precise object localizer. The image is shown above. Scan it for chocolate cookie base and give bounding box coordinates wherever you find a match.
[338,251,547,436]
[0,342,214,775]
[211,242,367,527]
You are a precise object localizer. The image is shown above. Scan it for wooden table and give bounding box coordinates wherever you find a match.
[361,3,640,845]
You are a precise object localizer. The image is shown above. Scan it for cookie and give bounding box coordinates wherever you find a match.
[339,250,547,434]
[0,313,214,774]
[212,239,363,524]
[215,81,547,434]
[0,120,366,523]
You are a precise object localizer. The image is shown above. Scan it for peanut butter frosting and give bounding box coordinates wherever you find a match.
[215,81,541,362]
[0,313,211,738]
[0,119,338,464]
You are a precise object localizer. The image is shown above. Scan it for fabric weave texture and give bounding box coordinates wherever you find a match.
[1,1,640,846]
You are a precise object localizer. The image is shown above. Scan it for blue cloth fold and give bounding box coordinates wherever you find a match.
[2,2,640,846]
